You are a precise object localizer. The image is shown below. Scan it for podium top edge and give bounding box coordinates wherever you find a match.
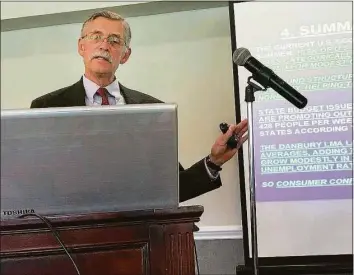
[0,205,204,230]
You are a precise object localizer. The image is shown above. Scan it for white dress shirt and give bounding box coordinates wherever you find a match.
[83,75,125,106]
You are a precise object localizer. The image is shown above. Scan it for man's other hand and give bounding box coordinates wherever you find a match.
[209,119,248,166]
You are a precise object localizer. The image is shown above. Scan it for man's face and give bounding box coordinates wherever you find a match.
[78,17,131,76]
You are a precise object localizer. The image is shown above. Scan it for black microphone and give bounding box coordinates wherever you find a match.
[233,47,308,109]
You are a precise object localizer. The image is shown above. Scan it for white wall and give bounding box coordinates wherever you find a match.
[1,5,244,228]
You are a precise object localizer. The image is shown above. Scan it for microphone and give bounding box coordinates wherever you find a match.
[233,47,308,109]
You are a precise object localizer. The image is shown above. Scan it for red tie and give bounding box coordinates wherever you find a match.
[96,88,109,105]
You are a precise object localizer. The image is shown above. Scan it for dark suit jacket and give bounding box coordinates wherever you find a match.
[30,77,222,202]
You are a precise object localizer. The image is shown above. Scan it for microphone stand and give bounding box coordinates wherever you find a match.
[244,76,266,275]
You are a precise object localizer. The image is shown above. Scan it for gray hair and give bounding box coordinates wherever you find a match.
[81,10,132,47]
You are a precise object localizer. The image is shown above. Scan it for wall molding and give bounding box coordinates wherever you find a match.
[194,225,243,240]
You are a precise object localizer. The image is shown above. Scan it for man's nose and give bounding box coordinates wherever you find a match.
[99,39,110,50]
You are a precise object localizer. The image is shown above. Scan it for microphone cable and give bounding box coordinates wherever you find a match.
[18,213,81,275]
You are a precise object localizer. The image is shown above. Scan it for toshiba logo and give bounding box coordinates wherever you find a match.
[2,209,35,216]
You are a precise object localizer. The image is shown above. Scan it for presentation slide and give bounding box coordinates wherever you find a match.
[232,2,352,258]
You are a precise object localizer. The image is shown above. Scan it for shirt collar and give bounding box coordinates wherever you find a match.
[82,74,122,104]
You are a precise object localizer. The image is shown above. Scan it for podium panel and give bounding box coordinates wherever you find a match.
[0,206,202,275]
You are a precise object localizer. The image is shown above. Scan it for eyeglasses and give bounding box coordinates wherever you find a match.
[81,32,125,47]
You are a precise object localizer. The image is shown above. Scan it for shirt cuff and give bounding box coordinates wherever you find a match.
[204,157,220,180]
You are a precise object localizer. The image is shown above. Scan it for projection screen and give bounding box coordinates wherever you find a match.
[230,1,352,259]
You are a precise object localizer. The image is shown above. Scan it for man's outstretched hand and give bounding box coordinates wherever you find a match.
[209,119,248,166]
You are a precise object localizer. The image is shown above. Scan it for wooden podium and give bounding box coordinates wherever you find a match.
[0,206,203,275]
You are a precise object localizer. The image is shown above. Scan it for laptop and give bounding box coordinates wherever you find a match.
[1,104,179,220]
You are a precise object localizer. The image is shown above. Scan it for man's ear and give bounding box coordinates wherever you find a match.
[78,38,84,57]
[120,47,131,64]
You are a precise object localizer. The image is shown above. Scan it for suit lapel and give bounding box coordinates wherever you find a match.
[119,83,138,104]
[118,82,142,104]
[65,77,87,107]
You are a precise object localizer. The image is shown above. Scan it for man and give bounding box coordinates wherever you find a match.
[30,11,248,202]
